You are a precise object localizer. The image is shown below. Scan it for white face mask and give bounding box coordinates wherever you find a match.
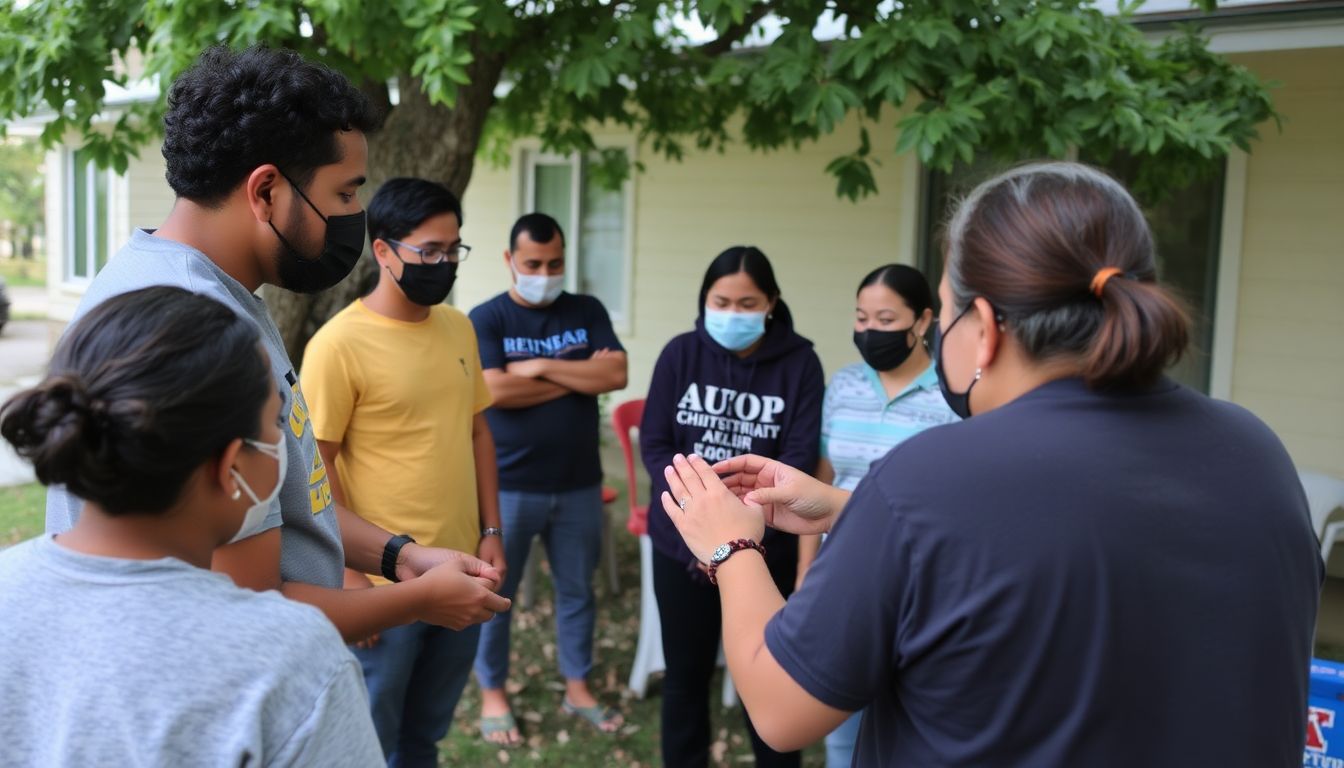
[227,436,286,544]
[513,262,565,306]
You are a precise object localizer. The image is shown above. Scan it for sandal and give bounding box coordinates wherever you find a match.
[561,698,624,734]
[479,712,523,747]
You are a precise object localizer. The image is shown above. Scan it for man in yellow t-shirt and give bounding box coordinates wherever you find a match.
[301,178,503,765]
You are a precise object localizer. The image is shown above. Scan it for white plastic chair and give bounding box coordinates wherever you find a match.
[1301,470,1344,575]
[614,398,736,708]
[628,534,738,708]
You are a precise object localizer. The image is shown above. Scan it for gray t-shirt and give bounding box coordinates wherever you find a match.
[44,230,344,588]
[0,536,384,767]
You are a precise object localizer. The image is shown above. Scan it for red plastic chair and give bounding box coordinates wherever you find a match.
[611,399,646,535]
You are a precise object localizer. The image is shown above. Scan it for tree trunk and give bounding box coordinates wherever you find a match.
[263,36,507,369]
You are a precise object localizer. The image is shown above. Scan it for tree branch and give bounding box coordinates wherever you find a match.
[698,2,775,58]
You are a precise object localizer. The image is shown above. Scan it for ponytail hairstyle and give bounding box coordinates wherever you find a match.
[0,287,271,516]
[943,161,1190,389]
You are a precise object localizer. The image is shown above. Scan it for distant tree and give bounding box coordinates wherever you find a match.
[0,139,43,262]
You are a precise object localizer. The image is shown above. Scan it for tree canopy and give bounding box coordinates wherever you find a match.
[3,0,1273,201]
[0,0,1276,358]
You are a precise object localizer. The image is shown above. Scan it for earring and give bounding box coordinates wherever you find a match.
[231,488,241,501]
[973,367,982,382]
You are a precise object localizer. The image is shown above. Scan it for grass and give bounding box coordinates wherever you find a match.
[0,256,45,288]
[0,483,45,545]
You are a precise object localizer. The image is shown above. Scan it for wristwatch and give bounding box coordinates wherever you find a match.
[381,534,416,583]
[481,527,503,538]
[707,538,766,586]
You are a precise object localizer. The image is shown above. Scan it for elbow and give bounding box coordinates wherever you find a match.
[612,371,629,391]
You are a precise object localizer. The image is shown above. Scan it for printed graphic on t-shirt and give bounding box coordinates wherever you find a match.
[503,329,589,358]
[286,378,333,516]
[676,382,785,462]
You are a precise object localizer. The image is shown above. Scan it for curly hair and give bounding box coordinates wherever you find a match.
[161,45,381,206]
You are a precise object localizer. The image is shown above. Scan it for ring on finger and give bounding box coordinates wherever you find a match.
[678,497,690,511]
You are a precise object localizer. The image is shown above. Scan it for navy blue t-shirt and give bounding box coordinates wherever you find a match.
[469,292,624,492]
[765,377,1321,766]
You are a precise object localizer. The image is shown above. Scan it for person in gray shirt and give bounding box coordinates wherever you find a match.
[0,287,384,766]
[43,46,510,641]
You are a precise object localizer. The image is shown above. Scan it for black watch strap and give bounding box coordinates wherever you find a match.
[381,534,416,583]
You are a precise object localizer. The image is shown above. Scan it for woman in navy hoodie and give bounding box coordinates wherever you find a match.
[641,246,823,768]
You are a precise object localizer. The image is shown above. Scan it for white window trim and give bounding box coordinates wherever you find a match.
[1208,149,1248,401]
[514,139,637,334]
[63,149,119,289]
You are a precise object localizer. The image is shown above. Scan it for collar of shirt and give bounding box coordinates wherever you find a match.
[863,362,940,407]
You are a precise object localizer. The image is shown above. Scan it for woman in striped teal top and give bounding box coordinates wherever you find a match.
[801,263,959,768]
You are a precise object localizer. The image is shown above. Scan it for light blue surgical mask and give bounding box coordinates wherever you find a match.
[704,308,767,352]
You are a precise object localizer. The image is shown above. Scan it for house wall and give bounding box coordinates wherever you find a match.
[1224,47,1344,475]
[451,114,921,407]
[45,140,174,322]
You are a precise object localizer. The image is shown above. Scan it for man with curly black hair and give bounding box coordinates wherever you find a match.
[45,45,511,646]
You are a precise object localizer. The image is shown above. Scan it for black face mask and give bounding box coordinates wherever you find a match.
[853,326,919,372]
[270,173,366,294]
[932,305,978,419]
[394,260,458,306]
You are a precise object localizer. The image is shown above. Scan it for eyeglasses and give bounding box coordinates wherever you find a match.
[385,239,472,265]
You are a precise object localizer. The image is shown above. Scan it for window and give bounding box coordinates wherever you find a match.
[67,148,110,283]
[918,156,1225,393]
[522,150,631,325]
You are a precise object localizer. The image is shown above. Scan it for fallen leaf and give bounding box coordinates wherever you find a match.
[711,739,728,762]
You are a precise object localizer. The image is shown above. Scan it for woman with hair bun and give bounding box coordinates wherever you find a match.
[659,162,1321,766]
[0,286,383,766]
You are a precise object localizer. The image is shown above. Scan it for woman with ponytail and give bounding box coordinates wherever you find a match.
[0,287,383,766]
[656,162,1321,766]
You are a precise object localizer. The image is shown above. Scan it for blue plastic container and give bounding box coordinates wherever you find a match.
[1306,658,1344,766]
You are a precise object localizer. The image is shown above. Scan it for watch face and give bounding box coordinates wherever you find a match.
[711,543,732,564]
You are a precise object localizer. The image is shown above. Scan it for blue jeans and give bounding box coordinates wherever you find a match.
[474,484,603,688]
[353,621,481,768]
[825,711,862,768]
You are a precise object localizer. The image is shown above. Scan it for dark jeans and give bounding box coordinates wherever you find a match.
[352,621,481,768]
[652,538,801,768]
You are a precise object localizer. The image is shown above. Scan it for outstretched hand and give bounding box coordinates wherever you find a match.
[661,454,766,565]
[712,454,844,536]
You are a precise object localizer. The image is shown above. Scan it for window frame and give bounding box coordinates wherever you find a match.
[517,142,636,333]
[915,154,1229,394]
[64,148,112,287]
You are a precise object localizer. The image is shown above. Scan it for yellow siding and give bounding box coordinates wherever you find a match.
[452,115,921,402]
[1228,47,1344,476]
[126,140,175,229]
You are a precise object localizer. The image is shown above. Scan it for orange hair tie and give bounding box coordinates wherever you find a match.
[1090,267,1124,298]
